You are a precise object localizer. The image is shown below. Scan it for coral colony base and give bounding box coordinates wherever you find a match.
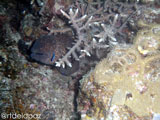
[77,21,160,120]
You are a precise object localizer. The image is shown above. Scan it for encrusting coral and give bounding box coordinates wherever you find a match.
[134,20,160,56]
[77,22,160,120]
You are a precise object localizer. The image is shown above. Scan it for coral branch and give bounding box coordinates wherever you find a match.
[55,8,92,67]
[94,15,118,45]
[53,0,143,68]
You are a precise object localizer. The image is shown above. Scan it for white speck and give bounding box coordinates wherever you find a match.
[153,113,160,120]
[81,114,86,118]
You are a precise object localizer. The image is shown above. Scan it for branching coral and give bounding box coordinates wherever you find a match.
[44,0,144,68]
[55,8,92,68]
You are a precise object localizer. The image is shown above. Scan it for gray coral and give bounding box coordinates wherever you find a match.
[53,0,144,68]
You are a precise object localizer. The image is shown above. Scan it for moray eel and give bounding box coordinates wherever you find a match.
[29,34,79,75]
[30,34,69,65]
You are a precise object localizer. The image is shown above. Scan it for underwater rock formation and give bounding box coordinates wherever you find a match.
[77,22,160,120]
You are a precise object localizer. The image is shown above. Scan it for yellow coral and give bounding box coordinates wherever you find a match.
[78,21,160,119]
[94,44,160,117]
[78,27,160,119]
[134,21,160,56]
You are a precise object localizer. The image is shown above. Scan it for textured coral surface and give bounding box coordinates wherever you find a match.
[78,23,160,120]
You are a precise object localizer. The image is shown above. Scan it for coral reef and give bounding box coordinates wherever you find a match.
[1,0,160,120]
[49,0,145,68]
[77,22,160,120]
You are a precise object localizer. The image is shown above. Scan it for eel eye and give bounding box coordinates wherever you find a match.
[51,52,55,62]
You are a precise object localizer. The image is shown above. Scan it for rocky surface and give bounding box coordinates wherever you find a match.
[0,1,77,120]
